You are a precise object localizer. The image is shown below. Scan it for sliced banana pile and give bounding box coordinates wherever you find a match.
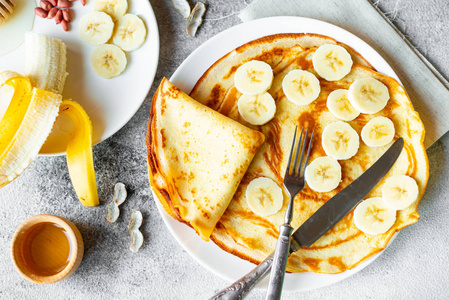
[245,177,284,217]
[312,44,353,81]
[322,121,360,160]
[79,0,147,79]
[282,69,320,106]
[305,156,341,193]
[361,116,395,147]
[234,61,276,126]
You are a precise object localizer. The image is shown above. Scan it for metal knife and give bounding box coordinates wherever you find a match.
[210,137,404,300]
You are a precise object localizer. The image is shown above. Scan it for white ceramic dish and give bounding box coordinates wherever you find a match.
[152,16,403,292]
[0,0,159,155]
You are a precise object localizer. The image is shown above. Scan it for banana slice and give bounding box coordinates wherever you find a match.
[246,177,284,217]
[234,60,273,95]
[348,77,390,114]
[322,121,359,160]
[91,44,127,79]
[237,92,276,125]
[361,116,395,147]
[312,44,353,81]
[353,197,396,235]
[382,175,419,210]
[282,69,320,106]
[79,11,114,46]
[305,156,341,193]
[94,0,128,21]
[326,89,360,121]
[112,14,147,52]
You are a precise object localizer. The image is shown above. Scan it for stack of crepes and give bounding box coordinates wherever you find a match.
[148,33,429,274]
[0,32,98,206]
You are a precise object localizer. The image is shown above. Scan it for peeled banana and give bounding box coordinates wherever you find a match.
[246,177,284,216]
[353,197,396,235]
[60,100,99,207]
[382,175,418,210]
[234,60,273,95]
[94,0,128,21]
[312,44,353,81]
[24,32,68,95]
[282,69,320,106]
[322,121,360,160]
[361,116,395,147]
[237,92,276,125]
[305,156,341,193]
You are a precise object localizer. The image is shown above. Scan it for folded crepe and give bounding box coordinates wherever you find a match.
[147,78,265,241]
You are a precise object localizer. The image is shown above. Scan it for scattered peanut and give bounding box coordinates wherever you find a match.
[34,7,48,18]
[80,0,86,6]
[57,0,71,8]
[47,6,58,18]
[61,20,69,31]
[62,8,72,22]
[48,0,57,6]
[55,9,63,24]
[40,0,53,11]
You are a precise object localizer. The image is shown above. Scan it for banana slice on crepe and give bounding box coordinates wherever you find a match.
[353,197,396,235]
[326,89,360,121]
[113,14,147,52]
[237,92,276,125]
[348,77,390,114]
[79,11,114,46]
[246,177,284,217]
[234,60,273,95]
[282,69,320,106]
[94,0,128,21]
[382,175,419,210]
[361,116,395,147]
[312,44,353,81]
[322,121,359,160]
[91,44,127,79]
[305,156,341,193]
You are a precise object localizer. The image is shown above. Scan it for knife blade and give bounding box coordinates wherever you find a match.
[290,137,404,251]
[210,137,404,300]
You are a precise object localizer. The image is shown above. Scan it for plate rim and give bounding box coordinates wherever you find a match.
[155,16,402,292]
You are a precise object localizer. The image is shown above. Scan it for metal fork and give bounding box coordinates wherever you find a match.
[265,126,314,300]
[0,0,15,24]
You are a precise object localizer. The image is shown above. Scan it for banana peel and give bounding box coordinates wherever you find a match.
[0,71,62,187]
[0,71,99,207]
[60,100,99,207]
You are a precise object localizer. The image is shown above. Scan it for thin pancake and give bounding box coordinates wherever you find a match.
[189,34,429,273]
[147,78,265,241]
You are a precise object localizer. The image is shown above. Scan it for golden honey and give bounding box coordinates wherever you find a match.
[18,222,72,276]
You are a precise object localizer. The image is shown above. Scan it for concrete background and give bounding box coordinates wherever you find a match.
[1,0,448,299]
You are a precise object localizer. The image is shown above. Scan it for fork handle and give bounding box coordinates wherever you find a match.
[209,253,274,300]
[265,224,294,300]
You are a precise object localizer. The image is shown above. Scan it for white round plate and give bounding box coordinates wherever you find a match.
[153,16,402,292]
[0,0,159,155]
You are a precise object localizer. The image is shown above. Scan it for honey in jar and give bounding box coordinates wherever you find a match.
[17,222,72,276]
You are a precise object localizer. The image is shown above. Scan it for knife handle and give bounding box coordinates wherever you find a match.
[265,224,293,300]
[209,253,274,300]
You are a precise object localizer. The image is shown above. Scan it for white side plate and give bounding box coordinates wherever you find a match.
[0,0,159,155]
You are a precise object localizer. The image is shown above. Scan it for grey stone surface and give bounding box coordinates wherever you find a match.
[0,0,448,299]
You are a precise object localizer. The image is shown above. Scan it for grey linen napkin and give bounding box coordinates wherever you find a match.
[239,0,449,149]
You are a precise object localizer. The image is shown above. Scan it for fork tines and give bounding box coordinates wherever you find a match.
[0,0,15,23]
[285,126,314,178]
